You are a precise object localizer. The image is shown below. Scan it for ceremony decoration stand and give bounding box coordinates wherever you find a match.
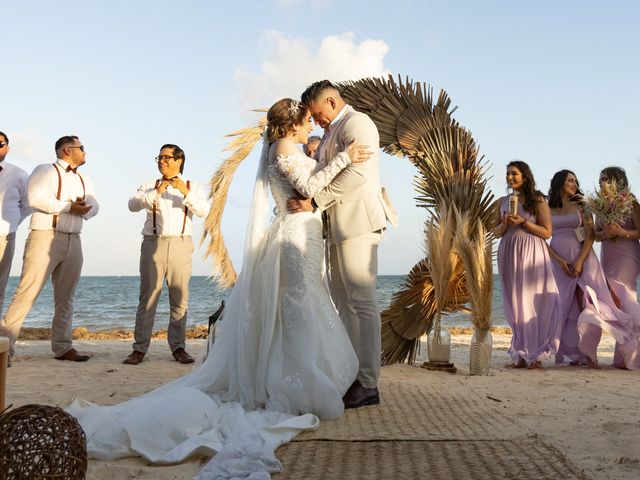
[455,211,494,375]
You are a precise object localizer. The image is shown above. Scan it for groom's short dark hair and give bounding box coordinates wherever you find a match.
[301,80,338,105]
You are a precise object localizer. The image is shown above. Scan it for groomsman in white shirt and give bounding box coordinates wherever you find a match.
[123,144,210,365]
[0,131,31,315]
[0,135,99,363]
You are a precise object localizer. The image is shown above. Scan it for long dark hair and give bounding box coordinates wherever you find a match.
[507,160,545,215]
[548,170,585,209]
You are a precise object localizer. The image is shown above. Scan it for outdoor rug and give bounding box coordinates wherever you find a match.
[274,379,589,480]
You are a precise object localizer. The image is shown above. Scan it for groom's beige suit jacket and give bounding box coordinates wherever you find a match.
[313,105,395,242]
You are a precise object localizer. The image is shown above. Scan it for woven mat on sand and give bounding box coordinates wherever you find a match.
[275,380,588,480]
[273,440,589,480]
[297,381,521,441]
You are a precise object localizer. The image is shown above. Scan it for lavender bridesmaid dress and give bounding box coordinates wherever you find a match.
[599,217,640,368]
[550,212,638,366]
[497,197,562,365]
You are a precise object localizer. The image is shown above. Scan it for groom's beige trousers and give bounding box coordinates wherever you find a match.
[328,231,382,389]
[0,230,83,357]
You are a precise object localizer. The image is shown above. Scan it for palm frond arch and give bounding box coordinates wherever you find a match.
[338,75,494,365]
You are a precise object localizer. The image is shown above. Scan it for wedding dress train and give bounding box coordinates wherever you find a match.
[68,144,359,479]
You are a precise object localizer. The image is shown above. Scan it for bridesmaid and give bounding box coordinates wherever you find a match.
[547,170,636,368]
[595,166,640,368]
[493,161,561,369]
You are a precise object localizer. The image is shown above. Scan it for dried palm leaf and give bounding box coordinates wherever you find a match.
[203,115,267,289]
[454,210,493,330]
[381,254,468,365]
[426,205,462,327]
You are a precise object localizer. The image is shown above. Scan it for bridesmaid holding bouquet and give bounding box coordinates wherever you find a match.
[548,170,636,368]
[593,166,640,369]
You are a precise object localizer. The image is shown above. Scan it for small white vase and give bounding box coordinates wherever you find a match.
[469,327,492,375]
[427,324,451,364]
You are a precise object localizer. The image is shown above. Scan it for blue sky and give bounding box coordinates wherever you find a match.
[1,0,639,276]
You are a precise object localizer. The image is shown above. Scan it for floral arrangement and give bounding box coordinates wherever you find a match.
[587,181,635,225]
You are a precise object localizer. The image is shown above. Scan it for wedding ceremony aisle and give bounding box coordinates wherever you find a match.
[5,334,638,480]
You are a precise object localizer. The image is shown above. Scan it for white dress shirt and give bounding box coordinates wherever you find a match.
[28,159,99,233]
[128,175,210,236]
[0,162,31,235]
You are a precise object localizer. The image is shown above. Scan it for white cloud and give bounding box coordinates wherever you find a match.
[234,31,390,113]
[8,132,47,170]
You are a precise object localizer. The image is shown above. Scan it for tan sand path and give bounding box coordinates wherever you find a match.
[2,335,639,479]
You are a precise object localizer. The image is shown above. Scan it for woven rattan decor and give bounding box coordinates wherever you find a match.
[0,404,87,479]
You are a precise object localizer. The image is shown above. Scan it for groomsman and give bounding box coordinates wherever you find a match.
[0,131,31,315]
[0,135,99,362]
[123,144,210,365]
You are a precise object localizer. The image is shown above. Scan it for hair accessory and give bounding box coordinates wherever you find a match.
[288,100,301,116]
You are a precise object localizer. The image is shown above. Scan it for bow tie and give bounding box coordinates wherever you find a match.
[66,165,78,174]
[163,176,177,181]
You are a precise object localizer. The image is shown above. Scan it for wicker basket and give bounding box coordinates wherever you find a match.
[0,403,87,479]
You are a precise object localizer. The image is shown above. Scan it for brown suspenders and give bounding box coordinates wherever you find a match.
[152,179,191,236]
[181,180,191,235]
[51,163,86,229]
[152,179,161,236]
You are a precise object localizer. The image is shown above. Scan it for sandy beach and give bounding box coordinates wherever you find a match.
[4,331,640,480]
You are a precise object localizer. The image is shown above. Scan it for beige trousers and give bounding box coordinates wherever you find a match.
[133,235,193,354]
[0,232,16,316]
[328,231,383,389]
[0,230,83,357]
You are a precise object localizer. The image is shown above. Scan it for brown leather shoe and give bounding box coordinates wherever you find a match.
[343,380,380,409]
[172,348,194,364]
[123,350,145,365]
[55,348,90,362]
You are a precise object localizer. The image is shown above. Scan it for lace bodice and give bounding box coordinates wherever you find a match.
[268,148,351,212]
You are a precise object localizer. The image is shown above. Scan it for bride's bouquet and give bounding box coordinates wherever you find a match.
[587,181,635,226]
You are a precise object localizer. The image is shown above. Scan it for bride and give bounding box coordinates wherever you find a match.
[69,98,372,479]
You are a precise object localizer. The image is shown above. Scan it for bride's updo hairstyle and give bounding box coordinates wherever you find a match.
[266,98,309,143]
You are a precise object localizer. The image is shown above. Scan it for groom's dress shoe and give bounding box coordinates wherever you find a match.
[343,381,380,409]
[55,348,90,362]
[172,348,195,364]
[123,350,145,365]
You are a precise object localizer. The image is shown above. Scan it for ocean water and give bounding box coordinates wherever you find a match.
[6,275,513,331]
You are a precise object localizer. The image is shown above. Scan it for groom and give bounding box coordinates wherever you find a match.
[291,80,392,408]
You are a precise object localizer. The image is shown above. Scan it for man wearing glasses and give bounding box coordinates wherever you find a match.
[123,144,210,365]
[0,135,99,364]
[0,132,31,316]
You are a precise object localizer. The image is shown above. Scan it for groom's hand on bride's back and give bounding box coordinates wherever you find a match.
[346,141,373,164]
[287,195,314,214]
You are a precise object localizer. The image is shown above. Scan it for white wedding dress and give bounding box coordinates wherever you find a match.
[68,143,358,479]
